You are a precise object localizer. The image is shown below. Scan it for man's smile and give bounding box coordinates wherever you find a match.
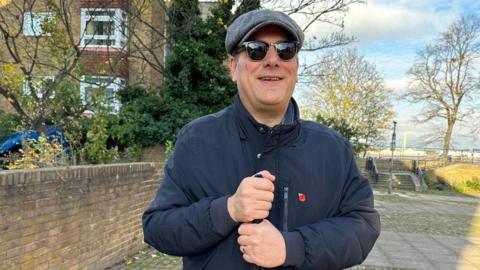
[258,76,283,81]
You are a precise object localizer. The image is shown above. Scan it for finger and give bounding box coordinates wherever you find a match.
[254,201,272,211]
[253,191,274,203]
[237,235,251,246]
[243,253,254,264]
[249,178,275,192]
[250,210,269,221]
[238,223,253,235]
[254,170,276,181]
[261,219,273,226]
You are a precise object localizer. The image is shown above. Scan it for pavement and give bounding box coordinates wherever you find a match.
[120,190,480,270]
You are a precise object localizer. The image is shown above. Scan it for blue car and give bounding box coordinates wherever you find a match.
[0,126,69,165]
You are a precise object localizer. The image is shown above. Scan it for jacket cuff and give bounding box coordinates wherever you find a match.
[210,196,238,235]
[282,231,305,267]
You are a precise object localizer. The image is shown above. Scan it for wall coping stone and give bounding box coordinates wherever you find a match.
[0,162,163,186]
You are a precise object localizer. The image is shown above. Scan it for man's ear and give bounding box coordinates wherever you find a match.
[229,56,238,82]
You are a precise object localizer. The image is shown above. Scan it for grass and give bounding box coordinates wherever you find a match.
[426,163,480,196]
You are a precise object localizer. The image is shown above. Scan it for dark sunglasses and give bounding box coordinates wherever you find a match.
[236,40,299,61]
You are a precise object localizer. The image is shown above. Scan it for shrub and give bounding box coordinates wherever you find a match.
[465,177,480,191]
[423,171,449,191]
[7,136,65,169]
[0,112,23,142]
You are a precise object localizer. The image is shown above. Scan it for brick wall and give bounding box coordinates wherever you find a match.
[0,163,163,270]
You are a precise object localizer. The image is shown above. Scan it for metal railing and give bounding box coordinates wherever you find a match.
[365,157,379,183]
[412,159,427,188]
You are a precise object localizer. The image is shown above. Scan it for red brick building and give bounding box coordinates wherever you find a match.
[0,0,166,112]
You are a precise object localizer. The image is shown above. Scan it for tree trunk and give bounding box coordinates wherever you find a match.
[442,119,455,158]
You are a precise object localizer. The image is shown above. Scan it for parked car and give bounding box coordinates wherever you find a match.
[0,126,69,168]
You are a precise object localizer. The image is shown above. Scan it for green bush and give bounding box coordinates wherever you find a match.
[424,174,448,191]
[0,111,23,142]
[112,85,165,148]
[465,176,480,191]
[82,87,118,164]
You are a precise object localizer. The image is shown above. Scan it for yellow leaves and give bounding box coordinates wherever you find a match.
[6,136,64,170]
[0,63,24,90]
[0,0,12,8]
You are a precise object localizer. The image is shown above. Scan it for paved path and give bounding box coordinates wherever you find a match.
[122,190,480,270]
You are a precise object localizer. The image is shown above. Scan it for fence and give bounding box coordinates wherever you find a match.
[366,148,480,164]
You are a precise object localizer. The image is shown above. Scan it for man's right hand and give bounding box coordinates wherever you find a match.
[227,170,276,223]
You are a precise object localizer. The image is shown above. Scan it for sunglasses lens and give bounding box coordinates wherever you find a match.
[241,41,298,61]
[246,42,268,61]
[276,42,297,60]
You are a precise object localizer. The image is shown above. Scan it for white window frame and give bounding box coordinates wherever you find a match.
[23,12,54,36]
[80,8,128,49]
[80,76,125,113]
[23,76,55,99]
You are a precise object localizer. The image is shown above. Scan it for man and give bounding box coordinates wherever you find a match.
[143,9,380,270]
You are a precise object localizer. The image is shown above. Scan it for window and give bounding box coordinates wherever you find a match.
[23,12,53,36]
[23,76,55,99]
[80,76,125,112]
[80,8,127,49]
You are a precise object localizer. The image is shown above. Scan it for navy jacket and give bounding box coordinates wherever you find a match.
[142,96,380,270]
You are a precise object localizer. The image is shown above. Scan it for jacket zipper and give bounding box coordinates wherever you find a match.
[283,186,289,232]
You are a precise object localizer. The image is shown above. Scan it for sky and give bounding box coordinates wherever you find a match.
[293,0,480,150]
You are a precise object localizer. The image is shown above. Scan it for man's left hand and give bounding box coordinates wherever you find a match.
[237,219,286,268]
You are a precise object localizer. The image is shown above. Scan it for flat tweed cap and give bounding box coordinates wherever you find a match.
[225,9,304,55]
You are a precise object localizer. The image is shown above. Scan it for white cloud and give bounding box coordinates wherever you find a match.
[305,0,457,43]
[385,78,409,94]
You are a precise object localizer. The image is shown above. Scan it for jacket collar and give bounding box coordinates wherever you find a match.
[234,95,300,148]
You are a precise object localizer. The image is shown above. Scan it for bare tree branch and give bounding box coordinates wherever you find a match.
[404,15,480,156]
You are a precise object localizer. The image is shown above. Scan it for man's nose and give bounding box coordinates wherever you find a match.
[263,45,280,65]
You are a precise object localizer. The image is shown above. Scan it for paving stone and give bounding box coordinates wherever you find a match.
[376,231,406,241]
[465,256,480,265]
[468,237,480,245]
[389,259,435,269]
[423,254,460,263]
[415,246,458,256]
[362,256,393,268]
[433,262,477,270]
[378,243,414,252]
[432,235,472,248]
[382,249,426,260]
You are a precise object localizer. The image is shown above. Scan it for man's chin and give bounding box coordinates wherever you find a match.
[257,99,288,111]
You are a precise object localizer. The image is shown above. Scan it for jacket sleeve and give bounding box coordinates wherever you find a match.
[142,128,238,256]
[289,141,380,270]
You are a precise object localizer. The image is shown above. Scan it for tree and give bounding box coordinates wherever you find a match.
[303,48,393,151]
[0,0,129,163]
[127,0,363,82]
[112,85,165,149]
[0,0,86,130]
[153,0,240,143]
[315,114,367,154]
[262,0,364,51]
[405,15,480,157]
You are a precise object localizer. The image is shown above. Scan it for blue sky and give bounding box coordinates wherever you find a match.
[294,0,480,150]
